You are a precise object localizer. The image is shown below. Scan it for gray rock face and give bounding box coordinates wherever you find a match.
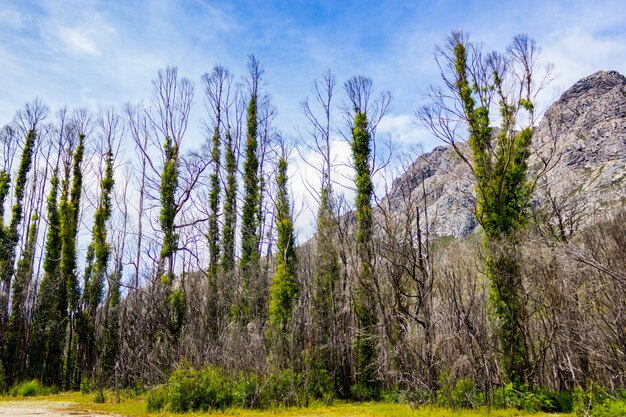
[385,70,626,239]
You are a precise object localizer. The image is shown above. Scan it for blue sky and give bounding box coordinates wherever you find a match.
[1,0,625,236]
[1,0,625,144]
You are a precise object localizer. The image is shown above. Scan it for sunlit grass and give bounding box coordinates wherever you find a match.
[1,391,575,417]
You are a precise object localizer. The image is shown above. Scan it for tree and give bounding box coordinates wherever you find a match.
[238,55,263,322]
[150,66,194,342]
[61,128,86,389]
[29,169,63,385]
[268,154,298,333]
[81,109,118,379]
[1,98,49,385]
[418,31,553,387]
[301,71,345,394]
[344,75,390,399]
[4,214,38,385]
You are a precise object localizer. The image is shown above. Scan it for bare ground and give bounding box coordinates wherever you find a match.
[0,401,113,417]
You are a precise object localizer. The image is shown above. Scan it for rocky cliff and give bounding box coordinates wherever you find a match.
[386,70,626,239]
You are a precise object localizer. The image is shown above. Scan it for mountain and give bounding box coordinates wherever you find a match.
[386,70,626,239]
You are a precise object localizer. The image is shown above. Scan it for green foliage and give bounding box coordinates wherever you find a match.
[221,132,237,272]
[269,157,298,331]
[573,384,626,417]
[151,364,312,412]
[146,385,168,411]
[436,378,484,409]
[5,214,39,384]
[1,129,36,385]
[63,134,85,314]
[93,389,106,403]
[81,147,115,377]
[240,93,260,301]
[159,136,179,266]
[167,365,235,412]
[10,379,54,397]
[0,170,10,223]
[233,371,262,408]
[80,376,92,393]
[350,109,379,399]
[207,126,221,278]
[29,170,65,386]
[311,186,341,389]
[452,34,531,386]
[102,263,121,379]
[491,384,570,413]
[169,288,186,336]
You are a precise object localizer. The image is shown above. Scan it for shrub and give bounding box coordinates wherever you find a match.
[11,380,49,397]
[573,384,626,417]
[436,378,484,409]
[93,389,106,403]
[167,365,235,412]
[234,372,262,409]
[80,376,92,394]
[262,369,301,407]
[146,386,168,412]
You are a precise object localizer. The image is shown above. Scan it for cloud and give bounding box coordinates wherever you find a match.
[57,26,101,56]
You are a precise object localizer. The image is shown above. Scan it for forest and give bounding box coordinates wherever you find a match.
[0,32,624,416]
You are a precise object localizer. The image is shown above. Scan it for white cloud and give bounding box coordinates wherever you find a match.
[57,26,101,56]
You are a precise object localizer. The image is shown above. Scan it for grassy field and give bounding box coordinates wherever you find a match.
[1,391,575,417]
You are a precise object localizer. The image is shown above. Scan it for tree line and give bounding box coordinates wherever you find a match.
[0,33,624,409]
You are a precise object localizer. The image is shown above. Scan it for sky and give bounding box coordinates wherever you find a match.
[1,0,625,238]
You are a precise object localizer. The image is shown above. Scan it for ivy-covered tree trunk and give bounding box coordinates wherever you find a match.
[238,93,260,322]
[5,214,38,385]
[452,35,532,387]
[311,184,342,393]
[221,131,237,273]
[159,136,185,341]
[61,134,85,390]
[29,170,64,386]
[81,146,115,379]
[0,129,36,386]
[350,110,380,399]
[268,156,298,363]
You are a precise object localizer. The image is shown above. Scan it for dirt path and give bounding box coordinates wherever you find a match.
[0,400,112,417]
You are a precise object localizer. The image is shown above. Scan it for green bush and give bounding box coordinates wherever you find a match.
[80,376,92,394]
[262,369,301,407]
[93,389,106,403]
[167,365,235,412]
[573,384,626,417]
[148,364,315,413]
[436,378,484,409]
[306,367,333,401]
[146,386,168,412]
[233,372,262,409]
[10,379,51,397]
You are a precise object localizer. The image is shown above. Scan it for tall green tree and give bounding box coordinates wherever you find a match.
[350,108,379,399]
[268,156,298,333]
[61,133,85,389]
[5,214,38,384]
[344,75,389,399]
[159,135,185,338]
[29,170,64,386]
[419,32,550,387]
[81,144,115,378]
[221,130,237,272]
[0,128,36,385]
[237,55,263,322]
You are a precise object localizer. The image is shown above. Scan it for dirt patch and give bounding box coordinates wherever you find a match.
[0,401,110,417]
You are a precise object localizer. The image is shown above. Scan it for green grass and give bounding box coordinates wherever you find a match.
[1,391,575,417]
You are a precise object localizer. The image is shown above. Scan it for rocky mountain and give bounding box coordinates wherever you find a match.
[386,70,626,239]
